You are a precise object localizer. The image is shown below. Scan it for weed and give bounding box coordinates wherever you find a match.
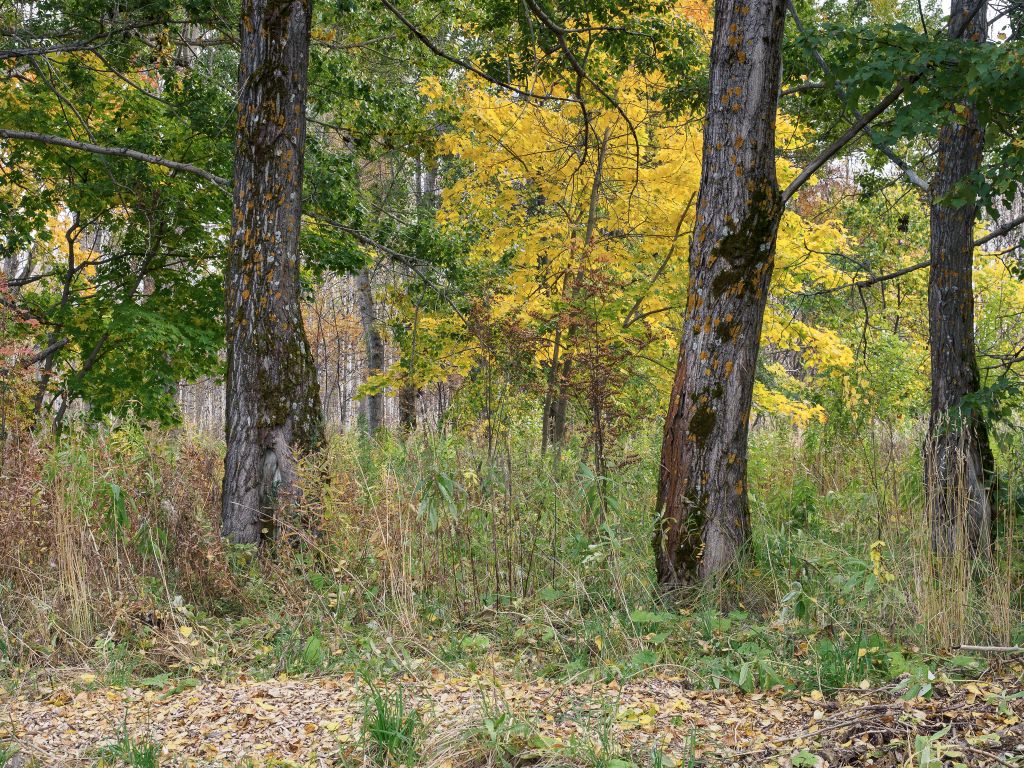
[95,721,161,767]
[441,693,535,768]
[360,679,420,767]
[0,744,20,768]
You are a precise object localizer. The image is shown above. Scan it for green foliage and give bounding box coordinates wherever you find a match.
[0,744,20,768]
[360,680,421,767]
[96,722,161,768]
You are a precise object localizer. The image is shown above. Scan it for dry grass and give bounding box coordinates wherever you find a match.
[0,426,240,668]
[0,420,1020,679]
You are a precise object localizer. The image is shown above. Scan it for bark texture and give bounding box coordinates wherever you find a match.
[398,382,418,431]
[927,0,992,555]
[222,0,324,544]
[654,0,786,586]
[356,266,384,436]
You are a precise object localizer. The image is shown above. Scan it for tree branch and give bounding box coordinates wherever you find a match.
[305,213,471,326]
[974,211,1024,247]
[784,0,929,193]
[804,259,931,295]
[521,0,642,171]
[781,0,987,204]
[0,39,107,57]
[781,85,906,204]
[0,129,229,187]
[780,80,824,96]
[375,0,573,104]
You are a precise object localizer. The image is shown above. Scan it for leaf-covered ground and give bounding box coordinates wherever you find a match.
[3,667,1023,767]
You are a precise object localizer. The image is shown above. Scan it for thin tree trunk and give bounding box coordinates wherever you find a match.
[542,131,609,454]
[654,0,786,586]
[541,325,563,453]
[221,0,324,545]
[398,384,417,430]
[927,0,992,556]
[356,266,384,436]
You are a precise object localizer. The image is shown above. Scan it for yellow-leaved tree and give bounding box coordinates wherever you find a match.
[398,65,856,454]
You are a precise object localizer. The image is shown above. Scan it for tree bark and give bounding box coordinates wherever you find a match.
[398,380,418,431]
[654,0,786,586]
[221,0,324,545]
[356,265,384,436]
[926,0,992,556]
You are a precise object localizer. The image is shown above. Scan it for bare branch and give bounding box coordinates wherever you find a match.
[780,80,824,96]
[305,213,471,326]
[781,0,987,204]
[784,0,928,192]
[803,259,931,295]
[0,39,107,57]
[781,85,906,204]
[522,0,643,171]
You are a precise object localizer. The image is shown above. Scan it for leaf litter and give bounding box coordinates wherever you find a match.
[2,667,1023,766]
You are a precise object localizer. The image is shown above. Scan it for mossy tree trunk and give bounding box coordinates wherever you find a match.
[654,0,786,586]
[222,0,324,544]
[927,0,993,556]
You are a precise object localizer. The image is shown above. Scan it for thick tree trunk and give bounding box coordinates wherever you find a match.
[356,266,384,436]
[654,0,786,586]
[926,0,992,556]
[222,0,324,545]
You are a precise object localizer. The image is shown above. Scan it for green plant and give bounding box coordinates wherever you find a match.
[360,679,420,767]
[95,721,161,767]
[458,693,535,767]
[0,744,20,768]
[912,725,954,768]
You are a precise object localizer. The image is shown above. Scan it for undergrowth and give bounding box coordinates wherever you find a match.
[0,419,1021,696]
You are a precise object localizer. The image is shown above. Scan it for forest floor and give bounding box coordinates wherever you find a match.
[3,667,1024,767]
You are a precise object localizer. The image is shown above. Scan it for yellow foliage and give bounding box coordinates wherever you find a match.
[412,66,855,424]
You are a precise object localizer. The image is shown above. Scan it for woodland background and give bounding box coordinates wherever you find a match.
[3,0,1024,763]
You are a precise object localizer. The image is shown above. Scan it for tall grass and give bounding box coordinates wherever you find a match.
[0,417,1020,681]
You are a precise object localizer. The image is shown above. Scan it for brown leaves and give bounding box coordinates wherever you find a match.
[4,672,1023,766]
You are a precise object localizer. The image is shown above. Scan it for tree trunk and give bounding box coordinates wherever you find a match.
[398,381,417,431]
[654,0,786,586]
[926,0,992,556]
[541,131,608,455]
[356,266,384,436]
[221,0,324,545]
[541,326,564,454]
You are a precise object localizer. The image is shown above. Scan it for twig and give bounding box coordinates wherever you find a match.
[375,0,573,104]
[957,644,1024,653]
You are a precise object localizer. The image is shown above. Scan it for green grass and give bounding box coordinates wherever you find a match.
[360,680,421,767]
[95,722,162,768]
[0,744,21,768]
[0,420,1020,698]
